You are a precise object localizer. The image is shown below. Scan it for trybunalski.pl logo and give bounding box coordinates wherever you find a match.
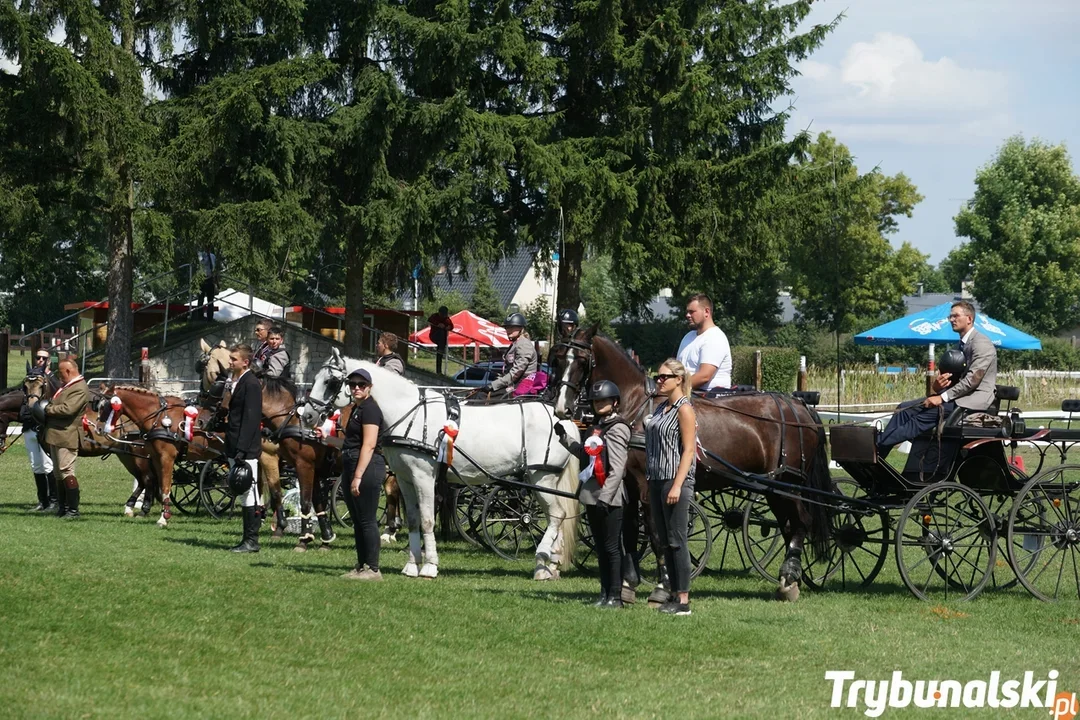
[825,670,1078,718]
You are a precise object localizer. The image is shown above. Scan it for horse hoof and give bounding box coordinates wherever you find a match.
[775,578,801,603]
[123,506,134,518]
[380,533,395,545]
[402,562,420,578]
[620,584,637,605]
[647,587,672,608]
[317,543,332,552]
[293,542,309,553]
[419,563,438,579]
[271,526,285,539]
[156,517,168,528]
[533,565,554,581]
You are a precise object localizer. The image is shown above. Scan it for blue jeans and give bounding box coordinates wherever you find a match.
[876,398,956,458]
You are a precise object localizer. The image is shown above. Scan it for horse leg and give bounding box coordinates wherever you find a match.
[618,477,643,603]
[292,448,317,552]
[532,473,563,581]
[770,495,808,603]
[381,471,401,544]
[394,465,422,578]
[415,464,440,578]
[260,451,284,538]
[152,443,176,528]
[315,460,336,547]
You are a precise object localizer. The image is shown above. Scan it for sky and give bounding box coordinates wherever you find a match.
[787,0,1080,263]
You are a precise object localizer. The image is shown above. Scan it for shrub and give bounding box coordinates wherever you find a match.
[732,346,800,392]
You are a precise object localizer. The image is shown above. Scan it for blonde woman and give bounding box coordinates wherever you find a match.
[644,358,697,616]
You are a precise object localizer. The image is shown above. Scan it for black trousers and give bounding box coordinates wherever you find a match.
[585,503,623,598]
[342,452,386,570]
[198,278,217,321]
[649,479,693,594]
[434,343,447,375]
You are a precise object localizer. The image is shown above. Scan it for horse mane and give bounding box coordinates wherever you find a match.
[263,375,299,399]
[113,385,159,396]
[592,334,646,378]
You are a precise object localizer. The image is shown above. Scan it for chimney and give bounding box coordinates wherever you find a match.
[916,282,924,297]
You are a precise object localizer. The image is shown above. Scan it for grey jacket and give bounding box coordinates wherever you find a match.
[376,352,404,376]
[264,346,291,379]
[560,415,630,507]
[942,328,998,410]
[490,336,538,392]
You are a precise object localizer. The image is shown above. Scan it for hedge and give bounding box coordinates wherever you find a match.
[732,346,800,392]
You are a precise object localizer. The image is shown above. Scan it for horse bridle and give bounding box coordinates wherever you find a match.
[549,339,596,397]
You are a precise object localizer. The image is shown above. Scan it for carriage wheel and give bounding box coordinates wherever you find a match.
[198,456,236,519]
[1006,464,1080,602]
[451,485,486,549]
[481,486,548,562]
[636,498,713,581]
[330,475,389,530]
[982,493,1027,591]
[807,478,890,591]
[697,489,755,573]
[573,506,597,571]
[169,461,203,516]
[895,482,996,602]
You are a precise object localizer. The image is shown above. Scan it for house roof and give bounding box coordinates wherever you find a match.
[427,246,538,310]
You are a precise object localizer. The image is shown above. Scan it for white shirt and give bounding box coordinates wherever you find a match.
[677,326,732,390]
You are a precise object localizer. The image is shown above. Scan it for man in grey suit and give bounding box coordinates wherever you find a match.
[876,300,998,458]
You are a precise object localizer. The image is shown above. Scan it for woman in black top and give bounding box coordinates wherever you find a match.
[338,368,386,581]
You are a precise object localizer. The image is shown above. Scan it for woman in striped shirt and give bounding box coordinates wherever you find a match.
[645,358,697,616]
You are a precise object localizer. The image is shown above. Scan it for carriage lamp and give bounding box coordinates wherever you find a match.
[923,514,933,526]
[1054,498,1062,509]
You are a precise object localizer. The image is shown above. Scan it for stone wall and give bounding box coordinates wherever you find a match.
[145,315,458,394]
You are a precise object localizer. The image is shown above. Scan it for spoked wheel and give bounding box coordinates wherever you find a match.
[1007,464,1080,602]
[170,461,203,516]
[199,456,236,519]
[895,482,996,602]
[697,489,755,573]
[451,485,487,549]
[331,475,389,530]
[742,491,836,590]
[983,493,1026,591]
[637,498,713,582]
[807,478,891,591]
[481,486,548,562]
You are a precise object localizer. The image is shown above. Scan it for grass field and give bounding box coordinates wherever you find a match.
[2,445,1079,719]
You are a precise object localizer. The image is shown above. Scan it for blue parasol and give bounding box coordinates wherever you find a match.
[854,302,1041,350]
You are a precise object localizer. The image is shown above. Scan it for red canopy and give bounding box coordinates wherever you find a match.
[410,310,510,347]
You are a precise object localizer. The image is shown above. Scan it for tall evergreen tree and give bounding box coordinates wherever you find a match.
[469,265,504,322]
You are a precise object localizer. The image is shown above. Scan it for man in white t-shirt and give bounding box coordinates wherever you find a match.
[676,293,732,391]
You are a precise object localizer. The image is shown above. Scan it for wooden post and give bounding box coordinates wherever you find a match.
[753,350,763,390]
[926,342,936,396]
[797,355,808,392]
[139,347,151,385]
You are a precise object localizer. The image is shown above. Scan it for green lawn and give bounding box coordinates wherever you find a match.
[1,445,1078,719]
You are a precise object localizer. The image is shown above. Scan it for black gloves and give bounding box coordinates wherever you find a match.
[553,422,567,439]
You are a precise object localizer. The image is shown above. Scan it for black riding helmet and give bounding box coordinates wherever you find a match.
[504,312,527,328]
[938,348,968,378]
[590,380,621,403]
[227,462,254,495]
[557,308,579,325]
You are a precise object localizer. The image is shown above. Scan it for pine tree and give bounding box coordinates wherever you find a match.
[469,265,505,323]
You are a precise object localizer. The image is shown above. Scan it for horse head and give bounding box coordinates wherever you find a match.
[198,339,230,394]
[307,347,350,421]
[552,325,600,419]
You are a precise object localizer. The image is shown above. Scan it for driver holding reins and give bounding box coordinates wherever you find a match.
[481,313,538,397]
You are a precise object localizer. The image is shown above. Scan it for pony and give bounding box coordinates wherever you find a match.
[0,384,25,453]
[308,349,581,580]
[551,327,832,601]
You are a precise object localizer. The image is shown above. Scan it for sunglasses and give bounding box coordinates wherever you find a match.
[348,382,370,389]
[654,373,677,383]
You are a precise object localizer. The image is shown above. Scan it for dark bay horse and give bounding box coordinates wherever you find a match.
[551,327,832,601]
[0,385,25,453]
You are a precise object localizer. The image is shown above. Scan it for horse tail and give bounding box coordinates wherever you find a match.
[555,446,580,565]
[804,405,832,560]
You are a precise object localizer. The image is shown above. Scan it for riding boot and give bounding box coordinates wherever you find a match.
[54,480,68,518]
[45,472,58,510]
[230,506,260,553]
[30,474,48,512]
[61,477,81,519]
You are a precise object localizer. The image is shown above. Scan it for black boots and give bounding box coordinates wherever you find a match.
[230,506,261,553]
[60,476,80,520]
[55,479,68,518]
[30,473,48,512]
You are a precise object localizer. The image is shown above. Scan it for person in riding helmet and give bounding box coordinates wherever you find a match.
[542,309,580,402]
[482,313,539,396]
[555,379,631,608]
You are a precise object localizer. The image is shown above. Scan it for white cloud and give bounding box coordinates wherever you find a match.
[791,33,1013,144]
[0,56,18,74]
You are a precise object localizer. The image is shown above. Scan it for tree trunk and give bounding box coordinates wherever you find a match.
[104,0,136,378]
[343,240,365,357]
[556,239,583,317]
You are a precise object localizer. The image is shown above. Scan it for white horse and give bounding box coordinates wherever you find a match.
[308,349,581,580]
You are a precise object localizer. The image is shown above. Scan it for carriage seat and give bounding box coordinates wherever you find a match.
[793,391,820,407]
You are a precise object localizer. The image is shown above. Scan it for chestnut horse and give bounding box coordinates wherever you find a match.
[551,327,832,601]
[102,386,226,527]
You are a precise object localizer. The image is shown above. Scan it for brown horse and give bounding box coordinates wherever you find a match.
[222,375,340,550]
[551,327,832,601]
[0,385,24,453]
[103,386,226,527]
